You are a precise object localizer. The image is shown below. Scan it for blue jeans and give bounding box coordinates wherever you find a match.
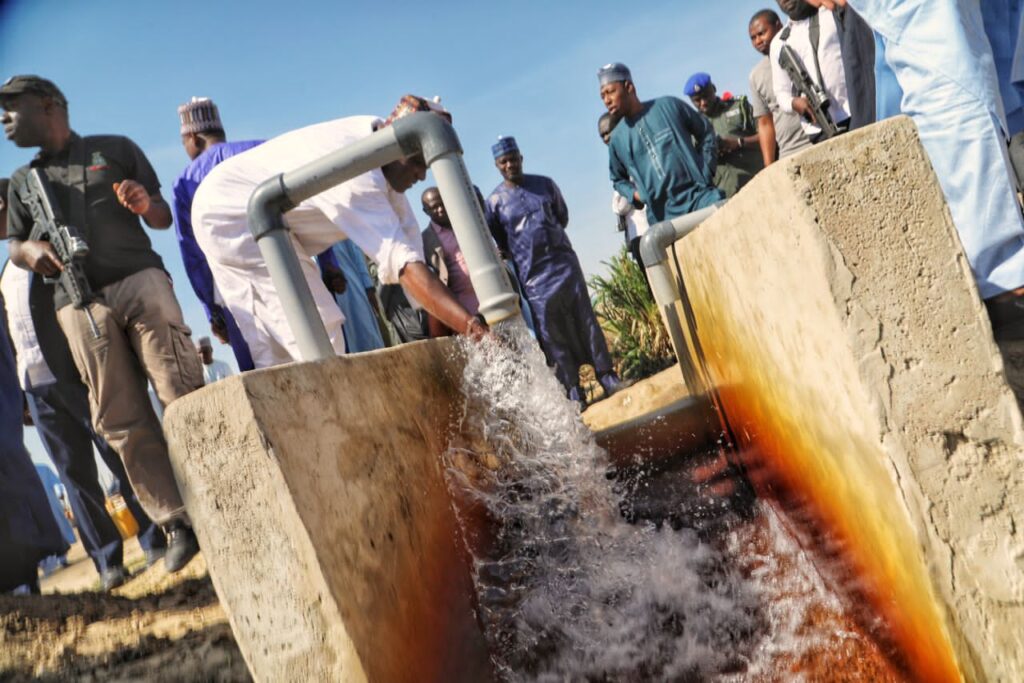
[27,381,166,573]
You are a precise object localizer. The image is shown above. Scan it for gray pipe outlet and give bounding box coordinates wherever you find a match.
[248,113,520,362]
[391,112,461,166]
[639,202,722,305]
[637,202,722,395]
[394,114,520,325]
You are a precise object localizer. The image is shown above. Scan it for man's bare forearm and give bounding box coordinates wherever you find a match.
[398,261,476,335]
[143,196,173,229]
[757,116,777,167]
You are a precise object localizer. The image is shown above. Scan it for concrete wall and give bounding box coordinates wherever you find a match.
[164,341,494,683]
[664,116,1024,682]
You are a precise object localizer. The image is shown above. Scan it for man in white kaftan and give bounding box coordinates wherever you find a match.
[192,97,486,367]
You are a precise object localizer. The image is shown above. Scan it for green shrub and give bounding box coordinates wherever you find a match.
[589,247,676,380]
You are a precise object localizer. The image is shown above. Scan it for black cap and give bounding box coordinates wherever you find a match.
[0,75,67,107]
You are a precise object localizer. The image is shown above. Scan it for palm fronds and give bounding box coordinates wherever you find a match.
[589,247,676,380]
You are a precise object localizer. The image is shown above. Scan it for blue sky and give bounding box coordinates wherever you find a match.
[1,0,773,464]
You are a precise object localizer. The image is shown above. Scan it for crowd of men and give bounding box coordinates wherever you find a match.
[1,0,1022,596]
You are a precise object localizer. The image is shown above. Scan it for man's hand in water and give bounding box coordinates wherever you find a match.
[465,314,490,341]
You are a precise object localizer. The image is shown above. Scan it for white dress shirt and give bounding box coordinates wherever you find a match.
[0,264,57,390]
[612,192,650,243]
[770,7,852,137]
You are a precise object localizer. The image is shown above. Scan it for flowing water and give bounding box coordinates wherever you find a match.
[442,322,902,682]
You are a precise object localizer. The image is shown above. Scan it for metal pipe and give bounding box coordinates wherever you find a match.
[247,112,520,361]
[392,114,520,326]
[639,202,722,305]
[638,202,722,394]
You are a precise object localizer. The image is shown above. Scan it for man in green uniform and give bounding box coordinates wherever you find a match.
[684,72,765,198]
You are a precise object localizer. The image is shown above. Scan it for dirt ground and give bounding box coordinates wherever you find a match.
[0,539,249,682]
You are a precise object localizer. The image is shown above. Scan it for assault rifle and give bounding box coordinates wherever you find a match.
[778,42,840,140]
[23,168,101,338]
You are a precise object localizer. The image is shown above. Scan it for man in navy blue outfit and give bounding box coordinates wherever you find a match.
[486,136,625,407]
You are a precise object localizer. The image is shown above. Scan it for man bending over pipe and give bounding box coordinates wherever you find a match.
[192,95,488,368]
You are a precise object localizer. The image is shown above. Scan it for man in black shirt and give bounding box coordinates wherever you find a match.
[2,75,203,574]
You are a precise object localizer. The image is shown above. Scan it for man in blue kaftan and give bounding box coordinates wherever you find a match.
[598,62,724,224]
[173,97,260,370]
[329,239,386,353]
[486,136,624,407]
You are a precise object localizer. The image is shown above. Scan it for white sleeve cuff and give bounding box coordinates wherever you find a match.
[375,240,424,285]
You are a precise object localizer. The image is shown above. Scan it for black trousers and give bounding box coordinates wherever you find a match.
[27,380,165,573]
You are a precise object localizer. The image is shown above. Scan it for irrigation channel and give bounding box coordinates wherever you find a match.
[441,321,909,681]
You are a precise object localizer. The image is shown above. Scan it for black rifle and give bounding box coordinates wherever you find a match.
[778,42,840,140]
[23,168,101,338]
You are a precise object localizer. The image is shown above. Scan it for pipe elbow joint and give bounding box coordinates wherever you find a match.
[248,174,296,240]
[391,112,463,165]
[639,220,677,268]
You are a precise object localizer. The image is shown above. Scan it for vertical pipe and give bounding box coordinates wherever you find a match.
[431,154,520,325]
[639,202,722,394]
[264,229,337,362]
[658,303,706,395]
[249,176,339,362]
[249,129,407,363]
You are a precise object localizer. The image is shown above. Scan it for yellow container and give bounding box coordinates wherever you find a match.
[105,494,139,539]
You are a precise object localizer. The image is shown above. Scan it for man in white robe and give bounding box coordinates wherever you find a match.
[192,96,487,367]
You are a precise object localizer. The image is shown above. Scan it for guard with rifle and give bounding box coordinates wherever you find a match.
[2,75,204,575]
[769,0,852,143]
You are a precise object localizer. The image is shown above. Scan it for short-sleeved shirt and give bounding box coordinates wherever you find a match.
[706,96,764,197]
[7,132,165,309]
[749,56,814,159]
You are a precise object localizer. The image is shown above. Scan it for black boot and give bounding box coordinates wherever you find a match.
[164,521,200,573]
[101,565,127,591]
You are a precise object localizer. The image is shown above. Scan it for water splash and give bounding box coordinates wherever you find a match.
[443,321,767,680]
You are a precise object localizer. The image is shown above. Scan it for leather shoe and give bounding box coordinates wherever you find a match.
[101,565,127,591]
[164,523,200,573]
